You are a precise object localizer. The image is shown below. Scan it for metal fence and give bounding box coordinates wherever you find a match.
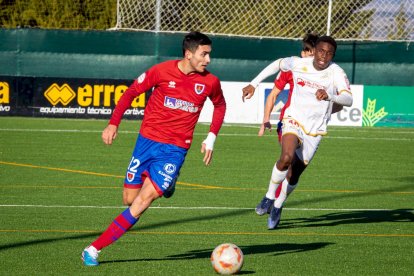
[114,0,414,41]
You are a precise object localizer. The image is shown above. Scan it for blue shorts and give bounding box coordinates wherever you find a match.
[124,134,187,197]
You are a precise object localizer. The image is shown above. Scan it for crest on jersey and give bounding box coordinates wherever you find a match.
[127,172,135,182]
[194,83,205,94]
[297,78,306,87]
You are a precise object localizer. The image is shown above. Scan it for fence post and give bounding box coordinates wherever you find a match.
[155,0,162,32]
[327,0,332,35]
[115,0,121,29]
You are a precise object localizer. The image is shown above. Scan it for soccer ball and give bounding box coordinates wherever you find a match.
[210,243,244,275]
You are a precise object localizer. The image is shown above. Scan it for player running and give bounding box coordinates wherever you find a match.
[243,33,343,217]
[243,36,353,229]
[242,33,318,215]
[82,31,226,266]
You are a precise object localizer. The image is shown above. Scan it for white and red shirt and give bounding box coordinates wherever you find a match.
[110,60,226,149]
[279,57,351,136]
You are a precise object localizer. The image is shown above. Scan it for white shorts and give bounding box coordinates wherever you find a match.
[281,118,322,165]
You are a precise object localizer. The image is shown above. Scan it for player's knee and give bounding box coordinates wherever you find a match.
[123,195,133,206]
[279,153,294,169]
[123,190,138,206]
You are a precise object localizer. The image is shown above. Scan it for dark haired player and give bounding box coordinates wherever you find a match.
[82,31,226,266]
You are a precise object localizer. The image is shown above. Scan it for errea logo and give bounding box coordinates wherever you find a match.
[168,81,176,88]
[42,83,145,108]
[0,82,11,112]
[44,83,76,106]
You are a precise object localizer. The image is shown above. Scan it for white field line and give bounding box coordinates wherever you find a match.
[0,204,393,212]
[0,128,413,141]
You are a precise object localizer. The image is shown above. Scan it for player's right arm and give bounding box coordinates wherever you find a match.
[109,77,149,127]
[242,58,283,102]
[103,67,157,145]
[102,124,118,145]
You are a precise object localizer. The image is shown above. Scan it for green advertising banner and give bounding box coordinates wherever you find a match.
[363,86,414,128]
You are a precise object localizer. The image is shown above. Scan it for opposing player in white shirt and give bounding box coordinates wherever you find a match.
[244,36,353,229]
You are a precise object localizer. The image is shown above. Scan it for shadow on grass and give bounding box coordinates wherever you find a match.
[276,181,414,229]
[1,182,412,252]
[136,208,251,231]
[282,208,414,229]
[0,209,251,252]
[100,241,333,265]
[287,182,413,209]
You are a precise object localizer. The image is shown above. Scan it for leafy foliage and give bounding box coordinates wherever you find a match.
[0,0,116,29]
[0,0,411,41]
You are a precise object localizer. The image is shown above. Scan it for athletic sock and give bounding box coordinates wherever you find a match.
[265,182,279,200]
[271,164,288,184]
[287,182,297,196]
[275,181,283,198]
[91,208,139,250]
[274,179,297,208]
[265,164,287,199]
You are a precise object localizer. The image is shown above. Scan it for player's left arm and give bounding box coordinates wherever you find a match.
[201,79,226,166]
[331,102,343,114]
[327,90,353,106]
[316,67,353,107]
[332,67,353,107]
[315,88,353,106]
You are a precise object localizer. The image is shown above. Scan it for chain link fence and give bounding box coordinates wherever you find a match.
[114,0,414,41]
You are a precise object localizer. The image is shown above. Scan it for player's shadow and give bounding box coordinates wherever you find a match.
[0,209,251,252]
[286,181,413,209]
[133,208,252,232]
[170,242,333,258]
[100,241,333,266]
[280,208,414,229]
[1,181,411,253]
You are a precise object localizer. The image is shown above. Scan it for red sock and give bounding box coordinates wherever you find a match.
[275,182,282,198]
[91,208,138,250]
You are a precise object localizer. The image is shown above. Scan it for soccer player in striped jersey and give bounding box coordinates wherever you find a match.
[82,31,226,266]
[243,36,352,229]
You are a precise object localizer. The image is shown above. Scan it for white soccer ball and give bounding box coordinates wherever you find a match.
[210,243,244,275]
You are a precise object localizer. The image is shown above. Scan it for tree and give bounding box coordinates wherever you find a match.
[0,0,116,29]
